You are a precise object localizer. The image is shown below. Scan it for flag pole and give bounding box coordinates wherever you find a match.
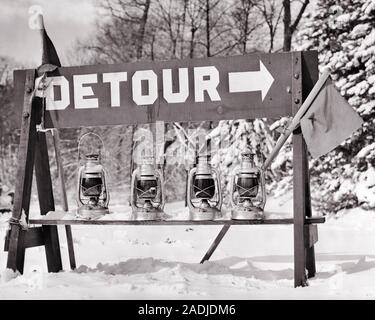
[262,68,332,171]
[37,13,45,33]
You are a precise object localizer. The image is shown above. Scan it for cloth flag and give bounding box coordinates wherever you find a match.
[34,14,61,97]
[300,77,363,158]
[37,14,61,75]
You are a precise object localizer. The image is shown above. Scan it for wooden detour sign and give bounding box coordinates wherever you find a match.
[11,52,304,129]
[7,50,322,289]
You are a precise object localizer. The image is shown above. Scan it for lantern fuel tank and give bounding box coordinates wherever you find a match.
[130,156,165,220]
[230,149,266,219]
[76,133,110,220]
[187,154,222,221]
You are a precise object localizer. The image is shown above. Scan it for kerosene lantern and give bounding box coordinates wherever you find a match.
[130,155,165,220]
[187,154,222,220]
[230,149,266,219]
[76,133,110,219]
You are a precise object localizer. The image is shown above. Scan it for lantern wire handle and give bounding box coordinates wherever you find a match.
[77,132,105,164]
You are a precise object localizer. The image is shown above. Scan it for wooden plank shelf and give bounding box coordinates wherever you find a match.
[29,216,325,226]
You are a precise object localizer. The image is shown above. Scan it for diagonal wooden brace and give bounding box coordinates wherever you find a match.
[6,70,37,274]
[200,224,230,264]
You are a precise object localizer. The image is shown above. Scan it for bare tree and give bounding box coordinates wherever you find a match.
[255,0,284,53]
[202,0,239,57]
[283,0,310,51]
[180,0,189,58]
[155,0,186,59]
[231,0,262,54]
[79,0,153,63]
[136,0,151,58]
[205,0,211,57]
[186,0,205,58]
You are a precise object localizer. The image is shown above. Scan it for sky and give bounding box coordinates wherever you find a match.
[0,0,98,67]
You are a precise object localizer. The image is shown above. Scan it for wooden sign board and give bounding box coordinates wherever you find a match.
[7,51,321,289]
[12,51,317,129]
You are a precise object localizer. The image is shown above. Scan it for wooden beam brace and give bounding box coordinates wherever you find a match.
[65,225,76,270]
[24,227,45,248]
[200,224,230,264]
[28,216,325,226]
[4,227,45,252]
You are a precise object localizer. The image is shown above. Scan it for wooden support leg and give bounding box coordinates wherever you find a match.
[292,51,318,287]
[294,137,317,281]
[6,227,27,274]
[305,225,318,278]
[293,130,308,287]
[306,245,316,278]
[34,131,62,272]
[42,225,62,272]
[292,51,307,287]
[300,51,319,280]
[293,128,317,285]
[6,70,37,274]
[200,224,230,263]
[65,225,76,270]
[305,164,316,278]
[51,129,76,270]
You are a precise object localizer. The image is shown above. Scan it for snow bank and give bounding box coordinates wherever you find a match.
[1,193,375,299]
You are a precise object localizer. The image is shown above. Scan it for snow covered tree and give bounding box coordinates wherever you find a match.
[0,57,21,192]
[296,0,375,213]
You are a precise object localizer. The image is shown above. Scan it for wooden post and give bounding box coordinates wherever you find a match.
[301,51,319,278]
[292,51,318,287]
[34,129,63,272]
[6,70,37,274]
[292,52,307,287]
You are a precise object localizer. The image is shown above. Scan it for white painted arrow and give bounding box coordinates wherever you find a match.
[228,60,274,101]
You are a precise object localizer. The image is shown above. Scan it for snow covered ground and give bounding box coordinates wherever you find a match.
[0,192,375,300]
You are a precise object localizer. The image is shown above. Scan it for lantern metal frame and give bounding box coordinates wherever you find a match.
[130,160,165,221]
[187,155,223,221]
[230,153,266,219]
[76,132,110,219]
